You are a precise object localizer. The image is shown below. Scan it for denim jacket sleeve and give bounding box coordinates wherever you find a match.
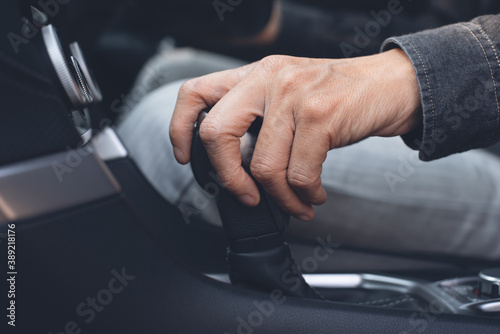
[381,14,500,161]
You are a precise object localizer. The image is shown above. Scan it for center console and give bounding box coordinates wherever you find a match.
[208,268,500,316]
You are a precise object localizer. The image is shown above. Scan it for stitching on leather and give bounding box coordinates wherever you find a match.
[379,296,415,308]
[401,38,436,137]
[459,23,500,126]
[356,295,410,306]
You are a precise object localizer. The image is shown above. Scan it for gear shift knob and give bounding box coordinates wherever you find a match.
[190,110,321,299]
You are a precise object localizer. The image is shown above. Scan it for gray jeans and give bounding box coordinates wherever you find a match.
[117,47,500,260]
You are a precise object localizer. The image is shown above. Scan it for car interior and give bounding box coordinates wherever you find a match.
[2,1,500,333]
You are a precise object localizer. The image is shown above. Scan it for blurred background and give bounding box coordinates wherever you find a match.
[36,0,499,134]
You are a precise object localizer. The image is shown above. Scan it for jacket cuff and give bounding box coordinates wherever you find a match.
[381,18,500,161]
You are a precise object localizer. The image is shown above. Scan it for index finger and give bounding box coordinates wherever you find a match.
[198,76,267,206]
[170,64,255,164]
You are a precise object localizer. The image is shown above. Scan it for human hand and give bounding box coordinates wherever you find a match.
[170,49,421,221]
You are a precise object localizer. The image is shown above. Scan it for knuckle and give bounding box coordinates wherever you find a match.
[315,195,327,206]
[287,167,316,190]
[179,78,197,96]
[218,173,234,191]
[280,201,299,215]
[298,96,329,123]
[218,164,242,191]
[307,96,329,114]
[275,68,300,96]
[309,189,327,205]
[258,55,290,73]
[250,158,280,183]
[199,118,221,144]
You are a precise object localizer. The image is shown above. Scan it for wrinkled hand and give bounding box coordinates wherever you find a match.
[170,49,420,221]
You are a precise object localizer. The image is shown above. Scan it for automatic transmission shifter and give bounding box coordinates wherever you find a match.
[191,110,321,299]
[479,268,500,299]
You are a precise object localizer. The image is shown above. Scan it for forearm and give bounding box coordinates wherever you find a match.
[289,0,499,58]
[382,14,500,160]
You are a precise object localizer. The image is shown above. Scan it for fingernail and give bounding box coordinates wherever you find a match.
[238,194,256,206]
[173,147,184,162]
[297,214,312,222]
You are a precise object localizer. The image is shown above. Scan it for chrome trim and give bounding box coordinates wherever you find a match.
[207,273,364,288]
[479,269,500,284]
[71,108,92,142]
[31,6,48,26]
[207,273,410,290]
[70,56,93,105]
[461,299,500,313]
[439,276,478,287]
[69,42,103,102]
[91,128,128,161]
[302,274,363,288]
[80,128,93,144]
[361,274,417,292]
[0,150,120,225]
[206,274,231,284]
[42,25,87,108]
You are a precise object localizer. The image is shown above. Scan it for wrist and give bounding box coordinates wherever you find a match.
[375,48,422,137]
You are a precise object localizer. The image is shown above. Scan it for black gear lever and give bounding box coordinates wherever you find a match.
[191,110,321,299]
